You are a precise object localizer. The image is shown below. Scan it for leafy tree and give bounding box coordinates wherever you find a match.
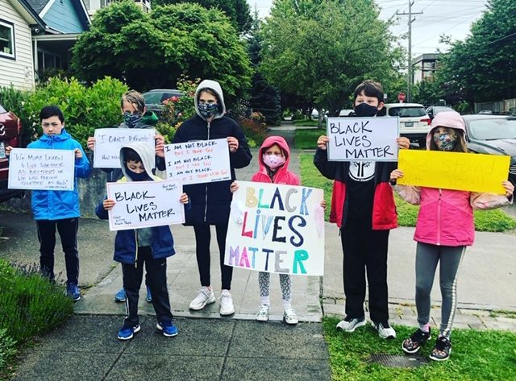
[152,0,252,34]
[71,1,252,97]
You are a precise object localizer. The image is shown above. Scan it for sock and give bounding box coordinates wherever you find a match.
[282,299,292,310]
[419,323,430,333]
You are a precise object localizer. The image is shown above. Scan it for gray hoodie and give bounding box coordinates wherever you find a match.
[119,141,156,182]
[194,79,227,120]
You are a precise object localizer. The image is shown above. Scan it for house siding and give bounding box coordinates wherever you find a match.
[44,0,86,33]
[0,0,35,90]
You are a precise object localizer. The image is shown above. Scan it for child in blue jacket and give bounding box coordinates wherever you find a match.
[96,142,189,340]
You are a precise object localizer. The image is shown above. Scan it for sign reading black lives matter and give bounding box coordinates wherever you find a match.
[326,117,399,161]
[106,180,185,230]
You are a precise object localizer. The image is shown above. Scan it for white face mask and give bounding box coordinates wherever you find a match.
[262,154,285,169]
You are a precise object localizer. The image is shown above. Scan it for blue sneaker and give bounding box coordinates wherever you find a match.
[117,324,140,341]
[114,288,126,302]
[66,283,81,302]
[157,321,178,337]
[146,286,152,303]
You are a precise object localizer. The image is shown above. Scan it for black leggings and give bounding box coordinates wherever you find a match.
[193,223,232,290]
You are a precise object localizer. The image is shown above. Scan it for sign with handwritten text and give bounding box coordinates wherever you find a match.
[93,128,155,168]
[224,181,325,276]
[164,139,231,185]
[106,180,185,230]
[8,148,74,191]
[398,150,510,194]
[326,116,399,161]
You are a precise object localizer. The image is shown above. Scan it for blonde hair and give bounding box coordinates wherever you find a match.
[121,90,145,113]
[429,127,468,153]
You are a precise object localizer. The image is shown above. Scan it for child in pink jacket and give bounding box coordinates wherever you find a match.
[390,111,514,361]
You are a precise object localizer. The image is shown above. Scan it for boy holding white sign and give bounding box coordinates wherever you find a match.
[314,80,410,340]
[95,142,189,341]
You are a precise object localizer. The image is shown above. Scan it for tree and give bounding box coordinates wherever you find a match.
[71,1,252,97]
[259,0,404,116]
[152,0,252,34]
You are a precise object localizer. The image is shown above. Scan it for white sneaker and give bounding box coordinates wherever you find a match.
[219,289,235,316]
[336,316,366,332]
[283,308,298,325]
[189,286,216,310]
[256,304,270,322]
[372,321,397,339]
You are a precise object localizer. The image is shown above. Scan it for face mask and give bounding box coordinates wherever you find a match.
[198,103,218,118]
[126,168,148,181]
[262,154,285,169]
[354,103,379,117]
[123,112,142,128]
[433,131,458,151]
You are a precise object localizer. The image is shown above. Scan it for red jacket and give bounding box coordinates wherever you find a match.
[251,136,300,186]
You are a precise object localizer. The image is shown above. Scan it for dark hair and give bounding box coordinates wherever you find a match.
[122,148,142,163]
[428,128,468,153]
[353,80,384,103]
[39,105,64,123]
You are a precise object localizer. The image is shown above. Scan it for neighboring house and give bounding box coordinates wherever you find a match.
[0,0,90,90]
[412,53,440,84]
[83,0,151,17]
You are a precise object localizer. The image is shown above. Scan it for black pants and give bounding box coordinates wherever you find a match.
[122,246,173,327]
[193,222,232,290]
[340,220,390,323]
[36,218,79,286]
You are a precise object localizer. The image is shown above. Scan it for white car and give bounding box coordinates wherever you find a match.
[379,103,431,147]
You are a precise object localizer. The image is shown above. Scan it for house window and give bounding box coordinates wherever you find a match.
[0,20,15,59]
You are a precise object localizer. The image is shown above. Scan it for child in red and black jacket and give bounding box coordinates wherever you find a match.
[314,80,410,339]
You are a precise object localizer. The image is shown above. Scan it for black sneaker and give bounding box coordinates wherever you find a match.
[429,336,452,361]
[402,328,432,354]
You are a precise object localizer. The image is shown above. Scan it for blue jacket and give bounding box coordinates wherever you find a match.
[28,130,90,220]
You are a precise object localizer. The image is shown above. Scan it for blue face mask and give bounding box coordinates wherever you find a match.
[198,103,218,119]
[126,168,148,181]
[123,112,142,128]
[354,103,379,117]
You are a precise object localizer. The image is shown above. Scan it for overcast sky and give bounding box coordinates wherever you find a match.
[247,0,488,56]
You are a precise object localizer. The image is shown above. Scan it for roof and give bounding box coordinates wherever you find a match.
[25,0,49,14]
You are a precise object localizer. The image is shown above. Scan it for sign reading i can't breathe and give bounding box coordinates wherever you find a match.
[224,181,325,276]
[326,116,399,161]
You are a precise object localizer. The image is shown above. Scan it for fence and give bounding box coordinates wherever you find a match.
[475,98,516,114]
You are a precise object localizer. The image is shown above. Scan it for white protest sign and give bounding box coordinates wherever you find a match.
[106,180,184,231]
[164,139,231,185]
[93,128,155,168]
[224,181,325,276]
[326,117,399,161]
[8,148,75,191]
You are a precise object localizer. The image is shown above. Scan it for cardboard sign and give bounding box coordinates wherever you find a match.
[8,148,75,191]
[93,128,155,168]
[106,180,185,230]
[164,139,231,185]
[398,150,510,194]
[224,181,325,276]
[326,116,399,161]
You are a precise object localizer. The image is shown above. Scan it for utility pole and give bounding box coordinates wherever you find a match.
[396,1,423,103]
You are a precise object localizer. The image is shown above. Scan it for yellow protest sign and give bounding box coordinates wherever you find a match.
[397,150,510,194]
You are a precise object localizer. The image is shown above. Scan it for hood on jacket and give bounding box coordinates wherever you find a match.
[426,110,466,149]
[120,110,159,129]
[194,79,226,120]
[257,135,291,173]
[119,142,154,181]
[40,128,72,142]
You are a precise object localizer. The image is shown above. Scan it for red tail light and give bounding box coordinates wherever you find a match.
[420,117,431,125]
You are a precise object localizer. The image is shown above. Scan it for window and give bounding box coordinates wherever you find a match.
[0,20,15,59]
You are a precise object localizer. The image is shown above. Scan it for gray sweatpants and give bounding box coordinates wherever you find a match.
[415,242,466,338]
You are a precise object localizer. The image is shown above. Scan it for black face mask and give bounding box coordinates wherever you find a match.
[126,168,148,181]
[354,103,379,117]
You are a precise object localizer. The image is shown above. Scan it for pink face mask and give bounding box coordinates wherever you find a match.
[262,154,285,169]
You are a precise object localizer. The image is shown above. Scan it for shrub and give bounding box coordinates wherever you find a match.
[0,85,34,146]
[0,328,16,375]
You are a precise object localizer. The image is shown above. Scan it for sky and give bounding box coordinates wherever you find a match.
[247,0,488,56]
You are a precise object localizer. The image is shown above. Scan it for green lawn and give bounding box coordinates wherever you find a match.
[300,153,516,232]
[324,316,516,381]
[295,128,325,149]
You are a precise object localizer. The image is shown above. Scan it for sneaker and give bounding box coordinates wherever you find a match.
[66,283,81,302]
[189,286,216,310]
[283,308,299,325]
[156,321,178,337]
[336,316,366,333]
[146,286,152,303]
[219,289,235,316]
[429,336,452,361]
[114,288,126,302]
[256,304,270,322]
[402,328,432,354]
[117,324,141,341]
[372,321,397,339]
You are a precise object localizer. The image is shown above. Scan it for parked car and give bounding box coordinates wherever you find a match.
[378,103,431,147]
[426,105,454,121]
[142,89,183,117]
[463,114,516,185]
[339,109,354,117]
[0,103,24,202]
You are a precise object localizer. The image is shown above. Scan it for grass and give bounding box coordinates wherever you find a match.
[295,128,325,149]
[323,316,516,380]
[300,153,516,232]
[292,119,320,127]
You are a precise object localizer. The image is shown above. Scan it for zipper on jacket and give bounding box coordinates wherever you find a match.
[437,189,442,245]
[203,121,211,222]
[134,230,139,268]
